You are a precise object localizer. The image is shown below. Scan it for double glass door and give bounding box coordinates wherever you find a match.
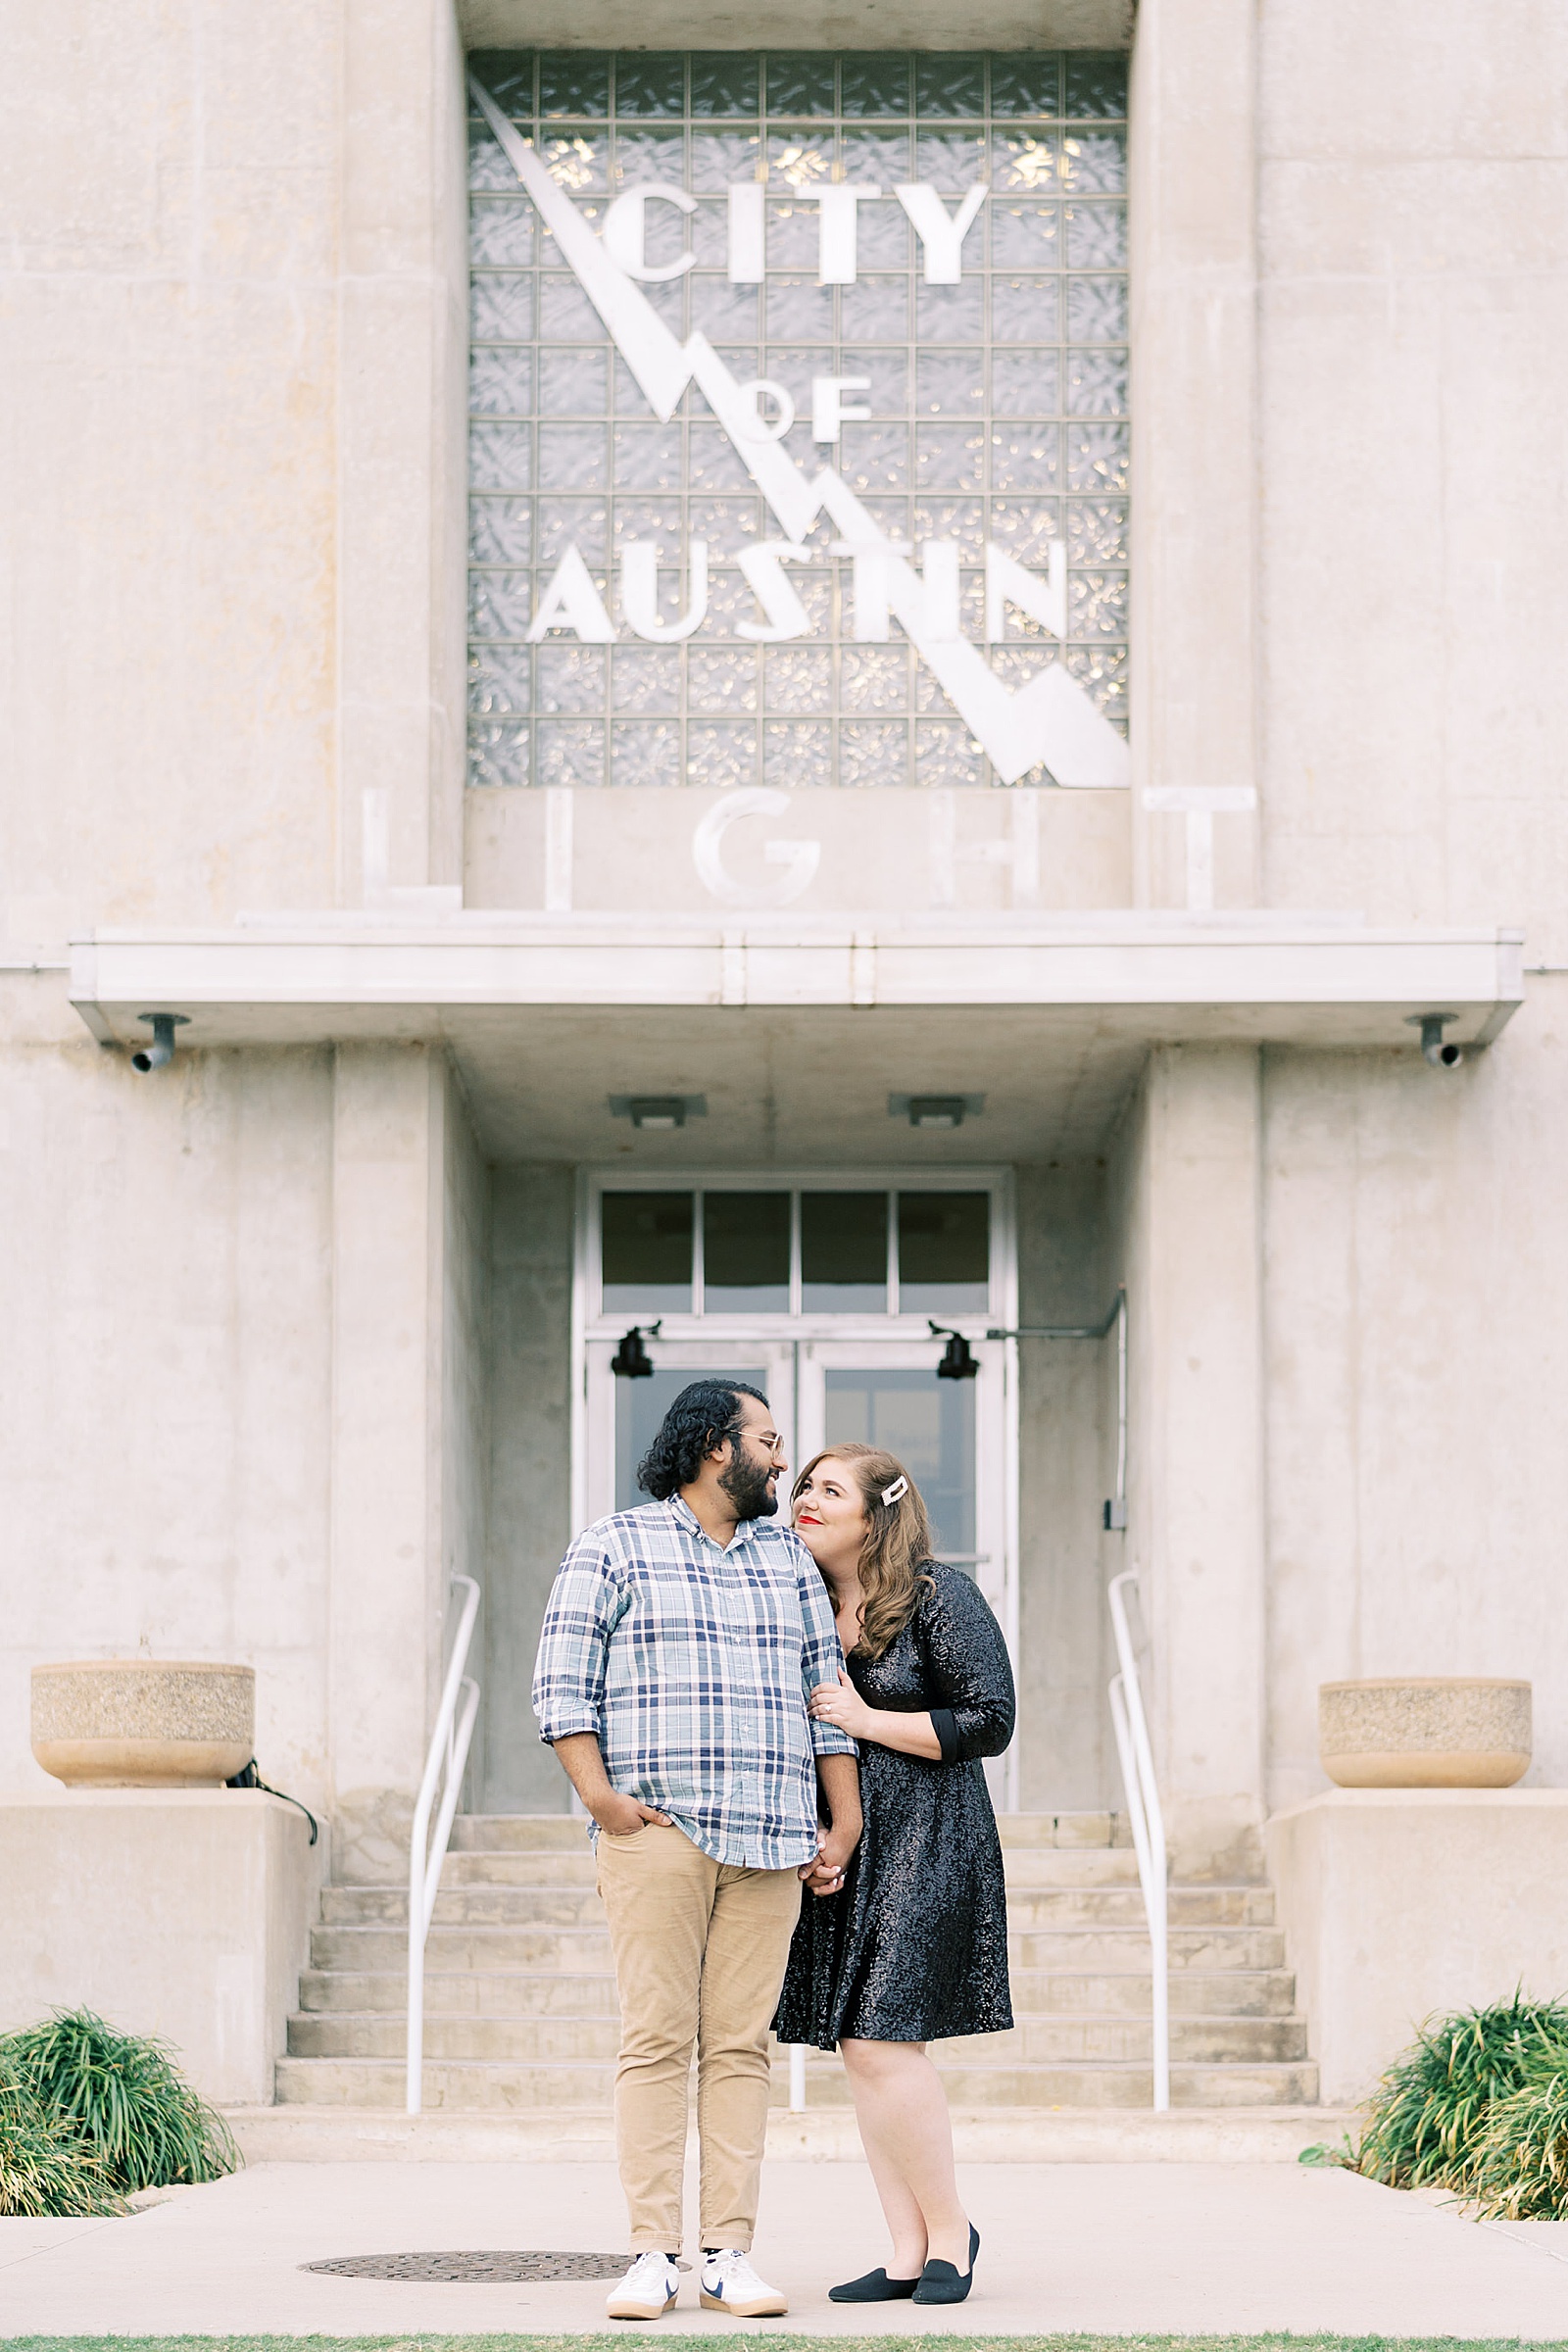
[576,1171,1017,1802]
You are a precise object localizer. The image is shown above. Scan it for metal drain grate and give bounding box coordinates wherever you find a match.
[304,2250,629,2282]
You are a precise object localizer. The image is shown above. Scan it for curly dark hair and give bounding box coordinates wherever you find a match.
[637,1379,770,1500]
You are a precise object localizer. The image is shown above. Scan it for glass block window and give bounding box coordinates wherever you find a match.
[466,51,1128,790]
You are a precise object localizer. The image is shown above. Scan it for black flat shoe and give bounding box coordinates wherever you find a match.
[828,2268,920,2303]
[911,2223,980,2306]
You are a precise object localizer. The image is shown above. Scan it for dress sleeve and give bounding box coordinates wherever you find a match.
[917,1569,1016,1763]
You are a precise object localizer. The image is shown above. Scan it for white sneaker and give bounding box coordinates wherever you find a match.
[700,2248,788,2318]
[607,2250,679,2321]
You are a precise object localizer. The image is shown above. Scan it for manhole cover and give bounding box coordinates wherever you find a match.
[304,2250,629,2282]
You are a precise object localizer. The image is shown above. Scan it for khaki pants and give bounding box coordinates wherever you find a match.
[595,1822,803,2252]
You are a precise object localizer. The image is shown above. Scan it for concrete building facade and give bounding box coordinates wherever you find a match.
[2,0,1564,2106]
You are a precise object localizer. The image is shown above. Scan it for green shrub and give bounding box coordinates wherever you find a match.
[0,2051,122,2218]
[1351,1992,1568,2197]
[0,2009,238,2192]
[1473,2069,1568,2219]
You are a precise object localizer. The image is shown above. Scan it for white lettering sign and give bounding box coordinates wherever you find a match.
[471,76,1128,789]
[894,182,989,284]
[601,183,696,282]
[692,788,821,907]
[808,185,880,284]
[810,374,871,444]
[621,542,709,642]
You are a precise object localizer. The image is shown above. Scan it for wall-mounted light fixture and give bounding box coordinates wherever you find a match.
[929,1322,980,1380]
[130,1011,189,1074]
[1406,1012,1462,1069]
[611,1322,661,1378]
[609,1094,709,1131]
[889,1093,984,1130]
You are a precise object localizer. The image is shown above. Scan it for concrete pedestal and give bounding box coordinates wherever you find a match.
[1266,1788,1568,2107]
[0,1789,320,2105]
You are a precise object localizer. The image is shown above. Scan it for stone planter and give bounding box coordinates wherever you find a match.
[1319,1677,1531,1788]
[31,1661,255,1788]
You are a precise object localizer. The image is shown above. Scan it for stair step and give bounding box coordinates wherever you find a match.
[295,1964,1299,2024]
[320,1886,605,1928]
[311,1924,614,1972]
[1002,1849,1140,1886]
[297,1969,619,2016]
[275,2054,1317,2112]
[440,1851,600,1887]
[311,1920,1287,1976]
[318,1882,1275,1932]
[773,2060,1320,2110]
[1011,1927,1287,1971]
[288,2014,623,2061]
[1009,1968,1300,2018]
[276,2058,617,2110]
[450,1815,586,1851]
[998,1813,1132,1848]
[288,2010,1308,2066]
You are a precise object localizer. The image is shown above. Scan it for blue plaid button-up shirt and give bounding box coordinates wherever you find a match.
[532,1494,857,1868]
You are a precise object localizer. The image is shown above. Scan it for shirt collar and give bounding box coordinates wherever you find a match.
[666,1493,765,1552]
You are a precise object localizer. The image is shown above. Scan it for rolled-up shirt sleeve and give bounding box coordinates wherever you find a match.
[796,1547,858,1758]
[532,1535,624,1745]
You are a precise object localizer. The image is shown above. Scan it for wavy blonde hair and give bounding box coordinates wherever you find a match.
[792,1444,936,1660]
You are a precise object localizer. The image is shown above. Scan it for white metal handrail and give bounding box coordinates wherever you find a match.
[406,1572,481,2115]
[1107,1568,1169,2112]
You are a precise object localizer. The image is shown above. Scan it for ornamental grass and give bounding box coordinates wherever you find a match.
[0,2008,237,2197]
[1348,1991,1568,2214]
[0,2049,122,2218]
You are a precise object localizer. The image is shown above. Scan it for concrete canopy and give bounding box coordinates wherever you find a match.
[69,913,1523,1160]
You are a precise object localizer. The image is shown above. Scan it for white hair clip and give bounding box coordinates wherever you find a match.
[880,1475,908,1508]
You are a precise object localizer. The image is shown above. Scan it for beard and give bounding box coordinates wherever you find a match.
[720,1451,778,1522]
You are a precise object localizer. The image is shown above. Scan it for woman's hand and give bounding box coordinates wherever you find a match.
[809,1668,877,1743]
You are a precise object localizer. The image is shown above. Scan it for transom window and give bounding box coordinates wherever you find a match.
[466,49,1129,792]
[597,1183,993,1317]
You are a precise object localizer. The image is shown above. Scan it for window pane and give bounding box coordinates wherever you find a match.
[802,1192,887,1312]
[899,1192,991,1314]
[602,1191,693,1313]
[824,1368,975,1558]
[704,1192,791,1313]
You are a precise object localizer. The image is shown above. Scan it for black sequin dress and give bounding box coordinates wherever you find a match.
[772,1564,1015,2048]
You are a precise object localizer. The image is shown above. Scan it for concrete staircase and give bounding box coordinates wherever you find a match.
[277,1813,1317,2115]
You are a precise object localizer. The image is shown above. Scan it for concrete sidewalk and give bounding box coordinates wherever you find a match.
[3,2159,1568,2339]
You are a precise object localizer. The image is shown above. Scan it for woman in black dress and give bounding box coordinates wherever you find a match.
[773,1444,1014,2307]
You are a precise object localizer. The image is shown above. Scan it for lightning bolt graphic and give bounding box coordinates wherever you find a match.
[469,76,1129,791]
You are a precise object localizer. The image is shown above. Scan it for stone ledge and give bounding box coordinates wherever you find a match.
[226,2102,1348,2165]
[1267,1788,1568,2107]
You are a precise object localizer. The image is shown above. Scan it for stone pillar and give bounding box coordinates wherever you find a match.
[327,1044,447,1882]
[1120,1044,1267,1879]
[1129,0,1261,911]
[337,0,468,906]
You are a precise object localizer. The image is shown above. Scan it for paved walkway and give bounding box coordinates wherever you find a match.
[3,2159,1568,2338]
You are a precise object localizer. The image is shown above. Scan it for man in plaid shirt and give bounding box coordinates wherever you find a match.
[533,1378,860,2322]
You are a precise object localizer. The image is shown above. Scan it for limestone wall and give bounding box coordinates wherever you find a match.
[0,1022,334,1807]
